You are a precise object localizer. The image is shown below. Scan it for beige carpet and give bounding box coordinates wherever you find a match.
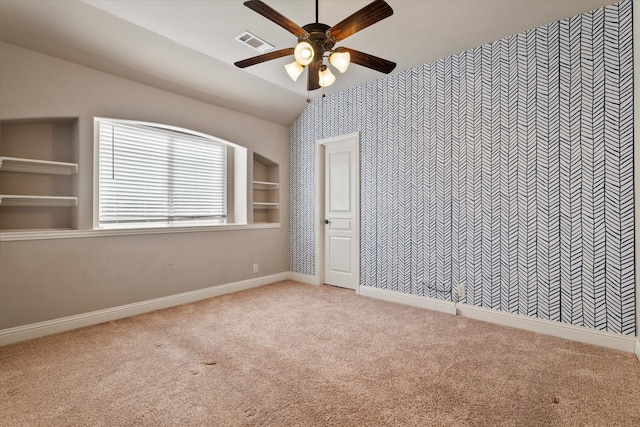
[1,280,639,426]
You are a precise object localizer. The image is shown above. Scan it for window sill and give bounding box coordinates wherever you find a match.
[0,223,281,242]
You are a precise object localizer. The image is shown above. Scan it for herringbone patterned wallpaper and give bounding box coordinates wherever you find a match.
[289,0,634,335]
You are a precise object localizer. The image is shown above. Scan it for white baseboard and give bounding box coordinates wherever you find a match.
[3,274,638,359]
[287,272,320,285]
[456,303,637,353]
[356,286,636,354]
[0,272,289,346]
[359,286,457,315]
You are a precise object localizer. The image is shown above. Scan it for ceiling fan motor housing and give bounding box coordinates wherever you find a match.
[300,23,335,61]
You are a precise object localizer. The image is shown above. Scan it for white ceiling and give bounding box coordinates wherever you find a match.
[0,0,616,126]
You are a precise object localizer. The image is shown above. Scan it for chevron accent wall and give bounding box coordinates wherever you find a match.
[289,0,635,335]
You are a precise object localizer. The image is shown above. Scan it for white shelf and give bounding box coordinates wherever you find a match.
[252,180,279,190]
[252,202,279,209]
[0,195,78,207]
[252,152,279,224]
[0,156,78,175]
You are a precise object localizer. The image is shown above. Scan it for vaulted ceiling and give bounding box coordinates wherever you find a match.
[0,0,615,125]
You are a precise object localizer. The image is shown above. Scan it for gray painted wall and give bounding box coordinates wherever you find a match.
[0,42,289,329]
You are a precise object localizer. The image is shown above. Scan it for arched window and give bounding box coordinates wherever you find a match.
[96,118,237,228]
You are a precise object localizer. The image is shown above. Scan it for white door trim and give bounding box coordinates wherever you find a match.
[315,132,360,293]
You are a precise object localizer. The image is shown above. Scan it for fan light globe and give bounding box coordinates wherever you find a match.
[285,61,304,81]
[294,41,314,66]
[319,65,336,87]
[329,51,350,73]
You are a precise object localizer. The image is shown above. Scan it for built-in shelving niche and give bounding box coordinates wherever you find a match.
[0,118,79,231]
[252,152,279,224]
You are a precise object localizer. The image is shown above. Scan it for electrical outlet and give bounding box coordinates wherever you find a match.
[253,264,259,274]
[457,284,466,298]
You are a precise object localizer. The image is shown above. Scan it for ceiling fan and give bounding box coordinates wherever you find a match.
[234,0,397,92]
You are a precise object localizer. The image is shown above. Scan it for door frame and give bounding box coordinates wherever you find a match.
[315,132,361,294]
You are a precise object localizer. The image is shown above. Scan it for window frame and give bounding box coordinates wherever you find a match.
[93,118,243,230]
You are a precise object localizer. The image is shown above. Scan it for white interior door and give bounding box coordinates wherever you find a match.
[323,136,358,289]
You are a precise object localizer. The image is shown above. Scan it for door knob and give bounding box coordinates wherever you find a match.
[324,219,330,224]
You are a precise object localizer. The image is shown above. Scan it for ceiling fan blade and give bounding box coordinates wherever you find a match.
[340,48,396,74]
[244,0,308,37]
[307,61,321,91]
[234,48,294,68]
[327,0,393,42]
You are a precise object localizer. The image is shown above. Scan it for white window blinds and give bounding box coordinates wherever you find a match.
[98,120,226,226]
